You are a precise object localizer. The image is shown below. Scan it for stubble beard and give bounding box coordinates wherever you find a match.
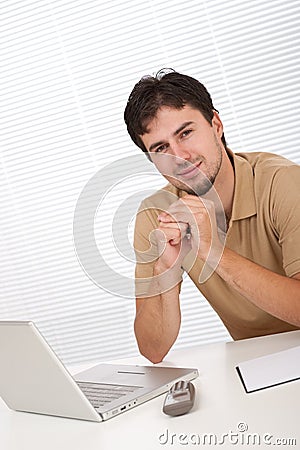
[170,139,223,197]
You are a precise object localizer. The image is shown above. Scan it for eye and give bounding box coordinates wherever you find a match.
[181,129,192,139]
[155,143,168,153]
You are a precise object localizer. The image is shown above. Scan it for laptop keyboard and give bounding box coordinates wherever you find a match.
[77,381,142,408]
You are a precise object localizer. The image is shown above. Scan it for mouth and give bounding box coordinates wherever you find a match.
[177,161,202,179]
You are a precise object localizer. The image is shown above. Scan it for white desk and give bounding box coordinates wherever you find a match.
[0,331,299,450]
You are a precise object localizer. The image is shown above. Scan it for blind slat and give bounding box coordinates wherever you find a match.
[1,0,299,364]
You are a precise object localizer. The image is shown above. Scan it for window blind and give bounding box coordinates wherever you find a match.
[1,0,299,365]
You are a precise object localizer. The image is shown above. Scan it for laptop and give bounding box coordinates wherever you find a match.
[0,321,198,422]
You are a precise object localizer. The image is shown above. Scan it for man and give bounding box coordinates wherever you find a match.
[124,69,300,364]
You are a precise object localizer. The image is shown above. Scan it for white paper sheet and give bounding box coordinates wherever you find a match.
[236,345,300,393]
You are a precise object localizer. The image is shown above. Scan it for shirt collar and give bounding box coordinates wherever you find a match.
[229,150,257,222]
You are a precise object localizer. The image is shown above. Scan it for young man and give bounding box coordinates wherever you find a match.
[124,69,300,363]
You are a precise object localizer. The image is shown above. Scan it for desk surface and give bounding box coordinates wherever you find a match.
[0,330,299,450]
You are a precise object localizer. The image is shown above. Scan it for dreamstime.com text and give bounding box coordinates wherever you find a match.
[158,423,297,446]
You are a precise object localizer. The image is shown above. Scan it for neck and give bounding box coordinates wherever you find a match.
[206,148,235,231]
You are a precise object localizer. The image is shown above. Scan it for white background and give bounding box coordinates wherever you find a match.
[1,0,299,365]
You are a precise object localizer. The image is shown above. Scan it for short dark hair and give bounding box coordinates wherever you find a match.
[124,69,227,156]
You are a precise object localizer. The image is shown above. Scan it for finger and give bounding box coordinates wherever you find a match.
[164,211,196,225]
[159,221,190,241]
[153,227,179,245]
[157,211,174,222]
[158,221,181,228]
[158,196,207,222]
[167,198,213,228]
[155,224,188,246]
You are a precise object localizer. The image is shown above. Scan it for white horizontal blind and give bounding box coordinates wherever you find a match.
[1,0,299,364]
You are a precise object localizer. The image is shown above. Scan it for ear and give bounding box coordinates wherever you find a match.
[212,110,224,138]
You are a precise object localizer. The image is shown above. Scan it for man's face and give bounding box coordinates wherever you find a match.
[140,105,225,196]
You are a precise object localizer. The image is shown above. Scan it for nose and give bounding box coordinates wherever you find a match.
[170,141,192,161]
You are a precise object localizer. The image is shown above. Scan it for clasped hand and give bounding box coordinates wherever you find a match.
[154,195,222,271]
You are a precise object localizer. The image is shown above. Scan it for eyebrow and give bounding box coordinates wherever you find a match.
[148,121,194,152]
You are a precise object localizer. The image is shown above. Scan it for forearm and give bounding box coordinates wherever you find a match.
[215,247,300,326]
[134,267,181,364]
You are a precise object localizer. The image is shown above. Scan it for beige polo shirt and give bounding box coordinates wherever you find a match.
[134,151,300,340]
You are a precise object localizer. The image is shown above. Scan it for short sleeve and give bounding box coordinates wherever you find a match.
[271,164,300,277]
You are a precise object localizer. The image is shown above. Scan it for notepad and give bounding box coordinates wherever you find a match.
[236,345,300,393]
